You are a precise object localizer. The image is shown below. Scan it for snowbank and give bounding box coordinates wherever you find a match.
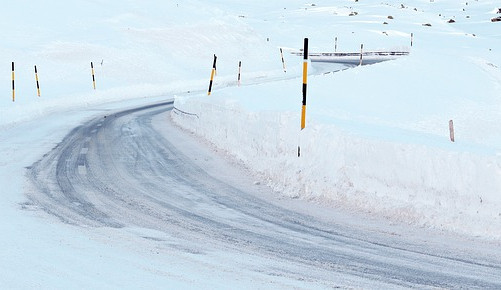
[172,91,501,238]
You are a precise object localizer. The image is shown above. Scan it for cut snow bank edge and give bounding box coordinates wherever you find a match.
[172,96,501,239]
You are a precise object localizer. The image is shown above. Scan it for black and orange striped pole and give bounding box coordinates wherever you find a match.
[11,62,15,102]
[237,61,242,86]
[208,54,217,95]
[34,65,41,97]
[280,48,287,73]
[298,38,308,157]
[91,61,96,90]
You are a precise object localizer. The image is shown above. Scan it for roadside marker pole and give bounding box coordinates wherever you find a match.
[298,38,308,157]
[214,54,217,76]
[34,65,41,97]
[335,37,338,52]
[359,44,364,66]
[237,61,242,86]
[11,62,15,102]
[208,54,217,95]
[301,38,308,130]
[449,120,455,142]
[411,33,414,47]
[280,48,287,73]
[91,62,96,90]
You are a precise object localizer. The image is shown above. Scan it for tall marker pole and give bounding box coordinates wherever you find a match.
[11,62,15,102]
[91,62,96,90]
[298,38,308,157]
[208,54,217,95]
[34,65,41,97]
[335,37,338,52]
[280,48,287,73]
[411,33,414,47]
[237,61,242,86]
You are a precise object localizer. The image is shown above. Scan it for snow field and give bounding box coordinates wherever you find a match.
[0,0,283,126]
[172,1,501,238]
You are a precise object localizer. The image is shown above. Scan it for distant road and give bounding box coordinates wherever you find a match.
[294,50,409,65]
[27,100,501,288]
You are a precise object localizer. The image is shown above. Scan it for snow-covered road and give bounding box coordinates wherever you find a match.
[24,100,501,288]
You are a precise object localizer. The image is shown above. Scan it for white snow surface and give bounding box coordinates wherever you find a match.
[1,0,501,288]
[172,0,501,239]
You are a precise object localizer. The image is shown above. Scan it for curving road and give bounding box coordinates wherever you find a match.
[26,101,501,288]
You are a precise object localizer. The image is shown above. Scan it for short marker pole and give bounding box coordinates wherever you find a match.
[237,61,242,86]
[280,48,287,73]
[91,62,96,90]
[298,38,308,157]
[34,65,41,97]
[449,120,455,142]
[359,44,364,66]
[335,37,338,52]
[208,54,217,95]
[11,62,15,102]
[411,33,414,47]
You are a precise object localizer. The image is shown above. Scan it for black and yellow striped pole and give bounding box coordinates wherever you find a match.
[208,54,217,95]
[298,38,308,157]
[237,61,242,86]
[359,44,364,66]
[301,38,308,130]
[34,65,41,97]
[280,48,287,73]
[11,62,15,102]
[91,61,96,90]
[214,54,217,76]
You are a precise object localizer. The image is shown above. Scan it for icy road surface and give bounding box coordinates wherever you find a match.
[26,101,501,288]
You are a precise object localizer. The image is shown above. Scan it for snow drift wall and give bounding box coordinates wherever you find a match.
[172,96,501,239]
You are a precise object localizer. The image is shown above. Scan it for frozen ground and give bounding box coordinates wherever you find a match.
[1,0,501,288]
